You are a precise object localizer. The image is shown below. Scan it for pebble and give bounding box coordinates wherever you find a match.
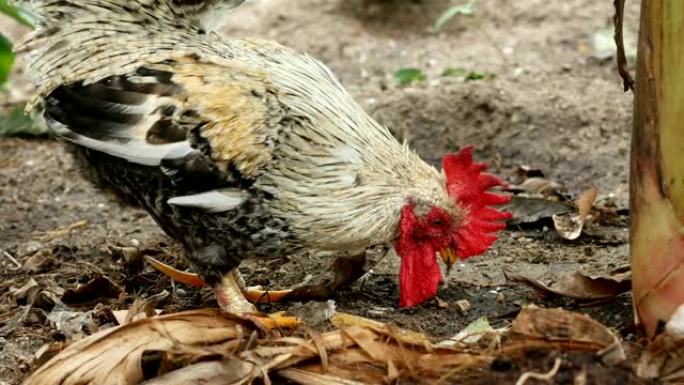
[455,299,471,314]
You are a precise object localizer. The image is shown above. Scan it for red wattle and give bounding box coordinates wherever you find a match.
[397,205,442,308]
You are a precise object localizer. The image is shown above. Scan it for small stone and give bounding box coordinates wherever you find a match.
[496,292,505,304]
[367,307,391,317]
[455,299,471,314]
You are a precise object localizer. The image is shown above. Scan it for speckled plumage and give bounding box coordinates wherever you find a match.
[15,0,466,285]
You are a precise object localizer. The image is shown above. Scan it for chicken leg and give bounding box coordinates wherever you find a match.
[144,256,293,303]
[215,270,300,331]
[145,254,367,304]
[144,256,299,330]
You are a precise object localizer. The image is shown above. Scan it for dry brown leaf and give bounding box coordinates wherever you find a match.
[61,275,122,304]
[504,269,631,300]
[577,187,598,218]
[508,306,624,362]
[112,308,163,325]
[24,309,243,385]
[279,368,370,385]
[552,187,599,240]
[46,307,97,340]
[387,359,399,383]
[8,278,40,305]
[515,177,563,195]
[32,342,66,369]
[503,196,573,225]
[22,249,53,273]
[38,219,89,241]
[140,359,257,385]
[114,291,169,325]
[510,166,564,197]
[514,165,546,181]
[330,312,430,347]
[24,309,494,385]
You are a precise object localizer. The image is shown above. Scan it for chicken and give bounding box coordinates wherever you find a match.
[14,0,511,323]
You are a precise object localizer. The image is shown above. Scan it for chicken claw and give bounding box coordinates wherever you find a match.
[216,271,300,332]
[144,255,205,287]
[144,257,299,330]
[144,256,294,304]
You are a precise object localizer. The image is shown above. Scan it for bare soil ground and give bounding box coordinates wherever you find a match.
[1,0,646,384]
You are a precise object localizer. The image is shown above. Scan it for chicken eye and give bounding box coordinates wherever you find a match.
[430,218,446,228]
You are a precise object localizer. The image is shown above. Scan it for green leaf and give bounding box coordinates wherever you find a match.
[465,71,495,81]
[433,0,477,33]
[0,33,14,87]
[441,67,496,81]
[0,0,33,26]
[0,106,47,137]
[394,68,426,86]
[441,67,468,77]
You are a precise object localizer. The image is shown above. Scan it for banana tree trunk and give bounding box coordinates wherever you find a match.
[631,0,684,338]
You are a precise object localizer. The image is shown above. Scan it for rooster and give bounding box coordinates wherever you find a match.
[14,0,510,326]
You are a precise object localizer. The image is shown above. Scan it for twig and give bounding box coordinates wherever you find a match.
[1,249,22,271]
[515,358,562,385]
[613,0,635,91]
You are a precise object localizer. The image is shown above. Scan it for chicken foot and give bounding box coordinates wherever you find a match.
[143,257,299,330]
[215,270,300,331]
[144,253,367,304]
[144,255,292,304]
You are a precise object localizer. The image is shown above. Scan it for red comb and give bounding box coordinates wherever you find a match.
[443,147,511,258]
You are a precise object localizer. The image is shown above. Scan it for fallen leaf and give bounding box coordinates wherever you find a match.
[8,278,40,306]
[22,249,53,273]
[509,306,625,363]
[330,312,431,347]
[32,342,66,369]
[107,245,143,275]
[514,165,546,181]
[141,359,257,385]
[552,187,599,240]
[504,269,631,300]
[513,177,563,196]
[61,275,122,304]
[394,68,426,86]
[112,308,163,325]
[38,219,88,241]
[26,310,247,385]
[509,165,565,198]
[503,196,573,225]
[438,317,497,347]
[113,290,169,325]
[279,368,370,385]
[47,306,98,340]
[577,187,598,218]
[24,310,491,385]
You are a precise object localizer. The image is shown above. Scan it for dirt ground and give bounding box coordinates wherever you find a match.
[0,0,646,384]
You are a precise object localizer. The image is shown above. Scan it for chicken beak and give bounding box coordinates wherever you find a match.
[439,247,458,275]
